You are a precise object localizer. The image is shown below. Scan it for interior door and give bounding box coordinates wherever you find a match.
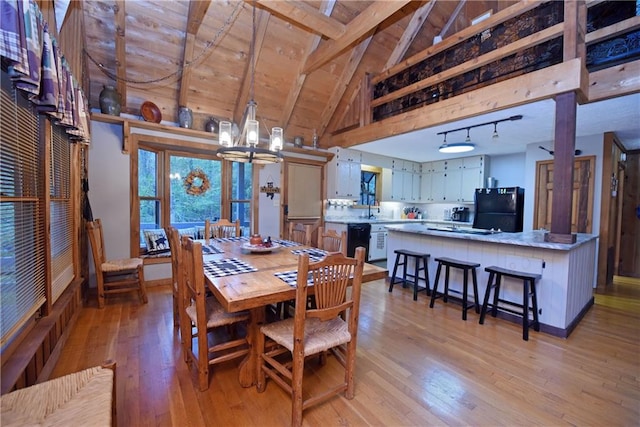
[534,156,595,233]
[283,161,323,240]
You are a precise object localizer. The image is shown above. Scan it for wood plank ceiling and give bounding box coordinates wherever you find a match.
[79,0,514,148]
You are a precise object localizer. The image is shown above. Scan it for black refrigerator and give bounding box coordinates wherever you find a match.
[472,187,525,232]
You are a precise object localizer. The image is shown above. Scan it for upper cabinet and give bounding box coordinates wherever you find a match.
[326,150,487,203]
[422,155,488,202]
[326,147,362,199]
[360,151,393,169]
[332,147,362,163]
[389,159,421,202]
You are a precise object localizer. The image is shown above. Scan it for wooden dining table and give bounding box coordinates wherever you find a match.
[199,237,387,388]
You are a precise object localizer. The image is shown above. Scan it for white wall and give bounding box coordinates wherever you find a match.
[87,121,160,286]
[257,162,282,238]
[486,152,526,188]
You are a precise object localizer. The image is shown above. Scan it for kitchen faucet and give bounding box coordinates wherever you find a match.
[367,202,378,219]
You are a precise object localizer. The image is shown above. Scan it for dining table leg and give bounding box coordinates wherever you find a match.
[237,306,265,387]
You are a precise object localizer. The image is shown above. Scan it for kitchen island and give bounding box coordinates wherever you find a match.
[386,223,598,337]
[325,218,473,263]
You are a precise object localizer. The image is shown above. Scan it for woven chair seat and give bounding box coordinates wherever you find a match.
[1,366,113,426]
[101,257,143,272]
[186,296,250,328]
[261,317,351,356]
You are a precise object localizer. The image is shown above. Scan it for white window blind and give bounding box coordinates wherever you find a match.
[50,124,74,303]
[0,75,47,346]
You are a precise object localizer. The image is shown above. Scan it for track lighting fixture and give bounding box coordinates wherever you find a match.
[437,114,522,154]
[439,129,475,153]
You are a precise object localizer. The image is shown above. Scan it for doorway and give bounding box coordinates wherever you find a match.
[282,161,323,242]
[533,156,595,233]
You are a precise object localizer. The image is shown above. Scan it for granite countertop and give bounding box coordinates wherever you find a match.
[325,218,473,226]
[385,223,598,251]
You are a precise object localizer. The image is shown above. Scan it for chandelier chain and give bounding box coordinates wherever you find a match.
[249,0,256,102]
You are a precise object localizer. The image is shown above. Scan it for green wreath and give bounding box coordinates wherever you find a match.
[184,168,210,196]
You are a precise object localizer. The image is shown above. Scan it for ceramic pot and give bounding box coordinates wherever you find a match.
[178,106,193,128]
[204,117,218,133]
[99,85,121,116]
[250,234,262,245]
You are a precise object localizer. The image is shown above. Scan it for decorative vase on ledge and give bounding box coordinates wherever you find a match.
[178,106,193,129]
[204,116,218,133]
[99,85,121,116]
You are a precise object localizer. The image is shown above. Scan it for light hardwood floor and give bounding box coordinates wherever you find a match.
[52,277,640,426]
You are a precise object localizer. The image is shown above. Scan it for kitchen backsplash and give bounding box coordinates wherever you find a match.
[325,201,474,222]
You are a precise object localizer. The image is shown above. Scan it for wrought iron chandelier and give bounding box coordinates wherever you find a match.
[216,2,284,164]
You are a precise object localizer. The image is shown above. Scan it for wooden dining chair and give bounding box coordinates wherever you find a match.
[256,246,366,427]
[317,226,347,255]
[204,218,240,241]
[86,219,148,309]
[167,227,182,328]
[288,222,312,246]
[179,236,250,391]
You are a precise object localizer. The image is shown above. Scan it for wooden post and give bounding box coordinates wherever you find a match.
[545,92,578,244]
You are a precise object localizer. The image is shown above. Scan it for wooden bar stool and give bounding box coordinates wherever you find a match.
[479,266,541,341]
[429,257,480,320]
[388,249,431,301]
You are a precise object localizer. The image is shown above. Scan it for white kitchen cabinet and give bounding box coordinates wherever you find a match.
[360,151,393,169]
[390,169,421,201]
[392,159,421,174]
[460,166,484,201]
[410,172,421,201]
[422,155,487,203]
[452,155,487,202]
[421,171,433,201]
[380,168,393,201]
[430,170,447,202]
[326,160,361,199]
[330,147,362,163]
[327,147,363,199]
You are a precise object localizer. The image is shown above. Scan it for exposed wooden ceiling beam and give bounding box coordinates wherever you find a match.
[186,0,211,34]
[438,0,465,39]
[302,0,412,74]
[253,0,345,40]
[114,0,127,108]
[384,0,436,71]
[330,0,434,132]
[318,31,374,140]
[279,0,337,129]
[179,1,211,108]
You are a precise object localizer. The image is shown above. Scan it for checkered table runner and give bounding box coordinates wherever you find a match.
[274,270,314,287]
[272,239,302,248]
[201,244,224,255]
[203,258,257,278]
[211,236,249,243]
[291,248,328,262]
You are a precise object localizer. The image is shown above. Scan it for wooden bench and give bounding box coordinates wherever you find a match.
[1,361,116,426]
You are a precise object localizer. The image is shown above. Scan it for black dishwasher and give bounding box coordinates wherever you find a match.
[347,223,371,260]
